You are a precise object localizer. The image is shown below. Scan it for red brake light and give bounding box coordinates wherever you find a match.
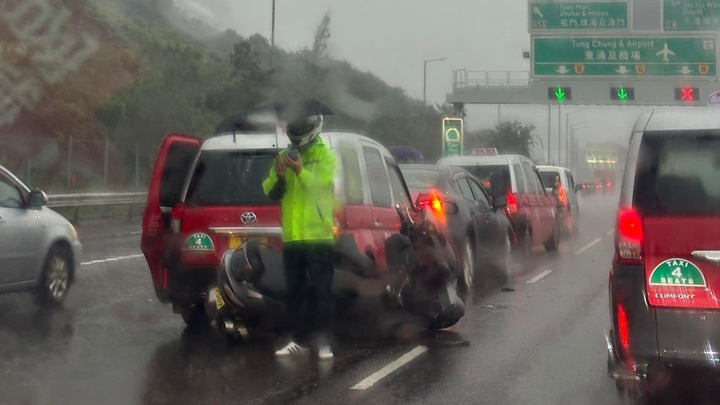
[505,191,518,214]
[615,208,643,263]
[417,190,445,224]
[616,303,630,357]
[417,189,444,215]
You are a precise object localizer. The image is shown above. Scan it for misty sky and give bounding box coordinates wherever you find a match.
[177,0,662,163]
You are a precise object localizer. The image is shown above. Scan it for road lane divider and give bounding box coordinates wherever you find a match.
[350,345,428,390]
[81,254,143,266]
[527,270,553,284]
[574,237,603,255]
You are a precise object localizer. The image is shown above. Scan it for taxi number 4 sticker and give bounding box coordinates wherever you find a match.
[649,258,707,288]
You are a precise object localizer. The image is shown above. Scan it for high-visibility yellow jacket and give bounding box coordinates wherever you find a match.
[262,138,337,243]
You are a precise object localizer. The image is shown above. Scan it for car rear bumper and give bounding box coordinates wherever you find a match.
[610,263,720,377]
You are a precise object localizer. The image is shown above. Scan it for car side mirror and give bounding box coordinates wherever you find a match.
[443,202,459,215]
[28,190,48,208]
[492,195,507,210]
[575,184,583,193]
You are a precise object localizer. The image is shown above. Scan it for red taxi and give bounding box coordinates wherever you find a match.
[141,132,415,326]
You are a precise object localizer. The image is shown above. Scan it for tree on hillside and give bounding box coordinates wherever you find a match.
[312,10,332,59]
[466,121,536,157]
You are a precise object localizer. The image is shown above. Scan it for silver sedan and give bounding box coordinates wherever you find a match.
[0,165,81,305]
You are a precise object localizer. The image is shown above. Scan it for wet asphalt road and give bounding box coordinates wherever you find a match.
[1,193,690,405]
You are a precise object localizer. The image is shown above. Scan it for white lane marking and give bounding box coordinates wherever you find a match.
[527,270,553,284]
[574,237,603,255]
[351,345,428,390]
[607,229,615,236]
[81,254,143,266]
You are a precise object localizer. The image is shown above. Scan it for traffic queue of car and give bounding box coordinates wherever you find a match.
[137,119,581,330]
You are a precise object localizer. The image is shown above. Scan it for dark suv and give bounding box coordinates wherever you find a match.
[608,109,720,397]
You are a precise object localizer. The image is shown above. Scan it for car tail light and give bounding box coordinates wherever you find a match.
[615,208,643,263]
[505,191,518,214]
[616,303,630,358]
[170,203,186,233]
[417,189,445,216]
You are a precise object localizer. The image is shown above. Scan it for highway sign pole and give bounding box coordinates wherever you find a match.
[547,105,551,163]
[557,104,561,165]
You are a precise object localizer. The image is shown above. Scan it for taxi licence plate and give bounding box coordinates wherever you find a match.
[229,236,268,249]
[213,287,225,310]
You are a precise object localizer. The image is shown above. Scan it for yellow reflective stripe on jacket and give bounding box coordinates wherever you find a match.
[262,138,337,242]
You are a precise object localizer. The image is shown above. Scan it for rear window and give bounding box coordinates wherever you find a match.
[185,150,276,206]
[401,169,441,191]
[460,164,510,194]
[634,132,720,216]
[539,171,560,189]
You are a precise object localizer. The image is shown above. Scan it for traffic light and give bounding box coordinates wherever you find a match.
[548,87,572,101]
[610,87,635,101]
[675,87,699,101]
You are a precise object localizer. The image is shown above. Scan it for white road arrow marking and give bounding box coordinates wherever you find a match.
[555,65,570,74]
[615,66,630,75]
[533,6,544,18]
[678,65,694,75]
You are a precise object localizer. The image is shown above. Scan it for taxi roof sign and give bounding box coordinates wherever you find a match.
[709,90,720,106]
[472,148,498,156]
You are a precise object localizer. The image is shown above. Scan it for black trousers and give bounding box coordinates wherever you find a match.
[282,242,334,343]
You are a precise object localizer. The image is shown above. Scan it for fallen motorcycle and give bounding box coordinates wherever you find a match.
[208,205,465,342]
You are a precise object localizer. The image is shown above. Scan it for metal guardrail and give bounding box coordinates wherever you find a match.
[453,70,530,90]
[47,192,147,208]
[46,192,147,224]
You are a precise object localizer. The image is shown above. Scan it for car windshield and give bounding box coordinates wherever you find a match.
[185,150,276,206]
[634,132,720,216]
[401,168,441,191]
[459,165,510,192]
[539,171,561,189]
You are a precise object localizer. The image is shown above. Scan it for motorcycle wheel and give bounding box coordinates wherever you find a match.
[180,302,210,329]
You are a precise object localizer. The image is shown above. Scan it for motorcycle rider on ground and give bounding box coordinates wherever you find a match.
[262,111,338,359]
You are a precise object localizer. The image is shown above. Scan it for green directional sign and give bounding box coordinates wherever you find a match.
[442,118,463,158]
[532,36,717,78]
[664,0,720,32]
[529,1,629,31]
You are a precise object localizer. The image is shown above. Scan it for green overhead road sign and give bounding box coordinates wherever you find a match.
[529,1,628,31]
[532,36,717,77]
[664,0,720,32]
[442,118,463,158]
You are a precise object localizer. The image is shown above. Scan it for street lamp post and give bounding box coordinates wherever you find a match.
[270,0,276,67]
[423,57,447,105]
[565,109,585,166]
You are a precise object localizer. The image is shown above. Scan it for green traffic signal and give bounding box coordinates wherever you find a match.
[617,87,628,100]
[555,87,565,100]
[548,87,571,101]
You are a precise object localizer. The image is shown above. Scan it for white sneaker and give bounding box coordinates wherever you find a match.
[318,345,334,359]
[275,341,307,356]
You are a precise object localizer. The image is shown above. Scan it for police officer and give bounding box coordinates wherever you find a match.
[262,112,338,359]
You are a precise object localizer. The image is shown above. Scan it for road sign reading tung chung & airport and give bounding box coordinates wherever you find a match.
[529,1,628,31]
[532,37,717,77]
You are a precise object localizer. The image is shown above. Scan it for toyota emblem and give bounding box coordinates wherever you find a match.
[241,212,257,224]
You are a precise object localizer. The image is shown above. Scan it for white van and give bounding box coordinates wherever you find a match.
[536,165,580,235]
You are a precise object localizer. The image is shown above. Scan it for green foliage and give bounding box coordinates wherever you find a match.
[467,121,537,157]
